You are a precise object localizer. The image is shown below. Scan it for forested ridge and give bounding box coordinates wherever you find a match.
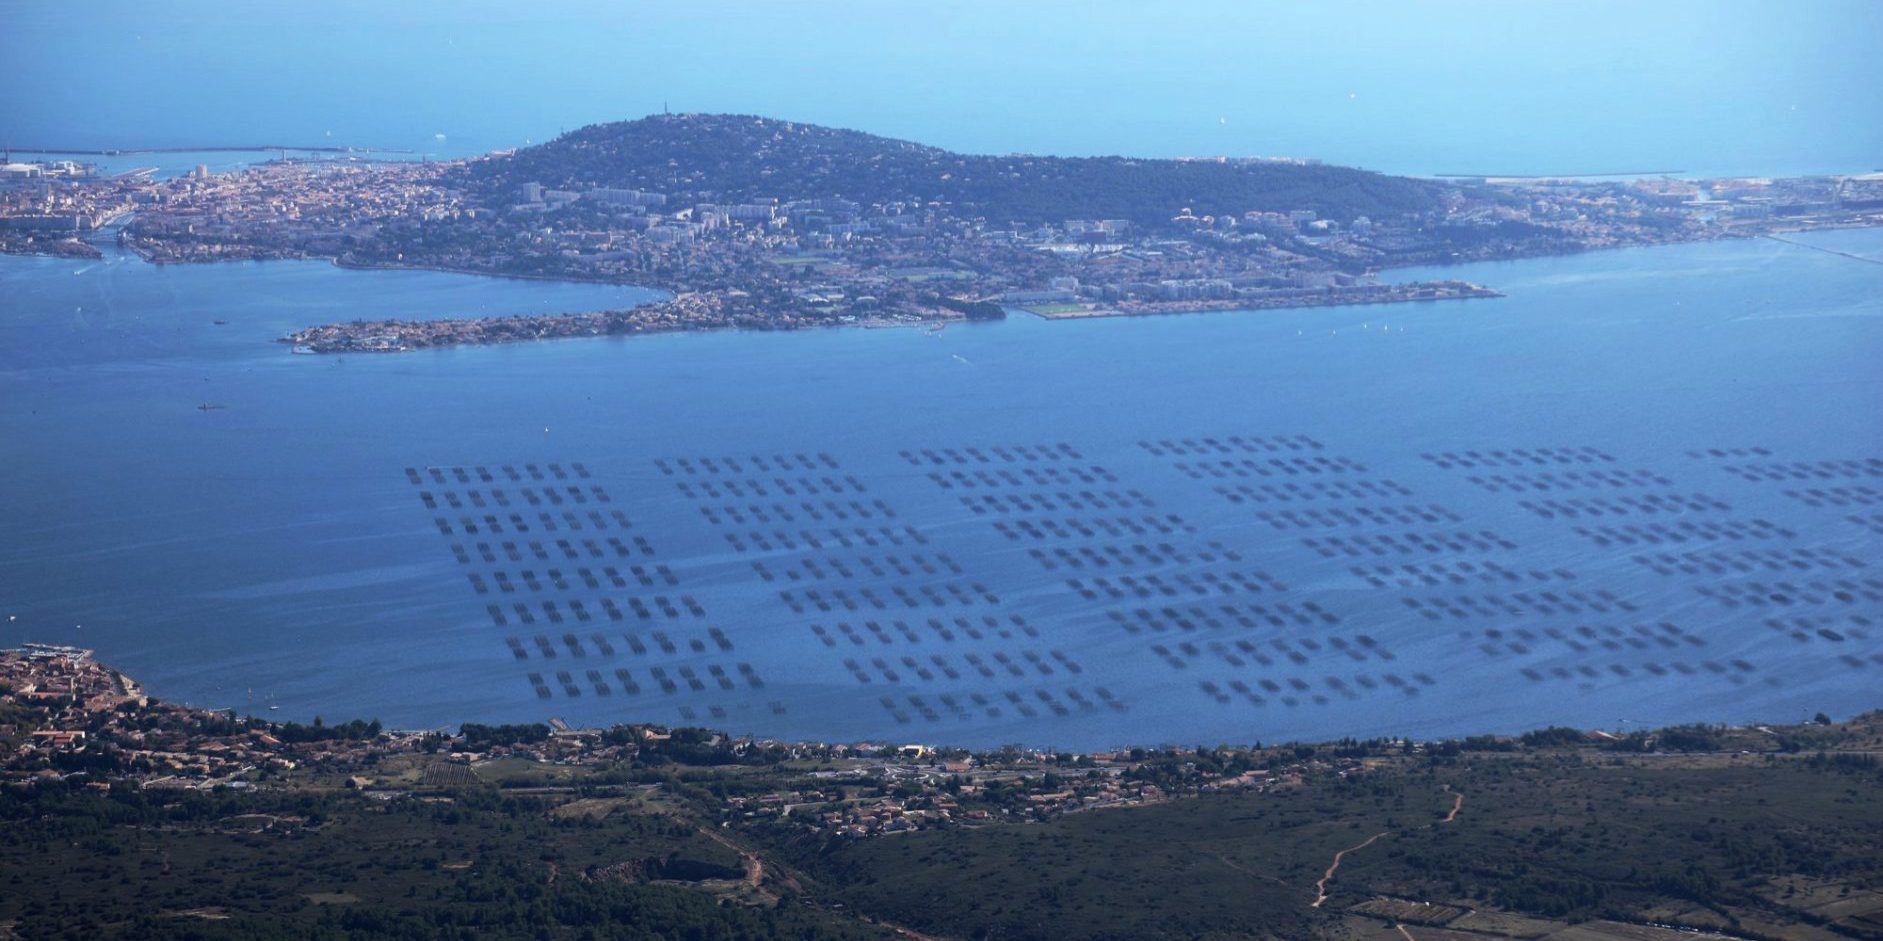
[463,112,1451,227]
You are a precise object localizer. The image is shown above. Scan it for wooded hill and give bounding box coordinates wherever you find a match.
[463,112,1452,227]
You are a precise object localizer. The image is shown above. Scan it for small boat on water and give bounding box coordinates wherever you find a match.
[197,403,226,411]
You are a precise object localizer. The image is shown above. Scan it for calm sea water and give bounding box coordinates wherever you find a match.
[3,231,1879,747]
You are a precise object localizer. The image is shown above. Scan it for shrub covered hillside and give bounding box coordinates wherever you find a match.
[464,112,1452,227]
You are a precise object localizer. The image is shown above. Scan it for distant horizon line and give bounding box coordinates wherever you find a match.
[10,111,1882,184]
[5,145,416,157]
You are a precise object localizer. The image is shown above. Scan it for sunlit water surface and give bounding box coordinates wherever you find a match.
[2,229,1879,747]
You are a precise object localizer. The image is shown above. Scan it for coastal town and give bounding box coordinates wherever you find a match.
[8,645,1874,840]
[0,158,139,258]
[7,650,1882,941]
[0,647,1333,837]
[5,114,1880,353]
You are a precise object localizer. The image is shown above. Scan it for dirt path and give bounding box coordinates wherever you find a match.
[1309,785,1466,910]
[691,822,958,939]
[1212,853,1293,888]
[694,825,775,891]
[694,824,957,940]
[1441,785,1464,824]
[1311,831,1391,908]
[1395,923,1419,941]
[882,923,953,941]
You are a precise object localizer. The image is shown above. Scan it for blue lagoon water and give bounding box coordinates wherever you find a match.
[3,232,1879,747]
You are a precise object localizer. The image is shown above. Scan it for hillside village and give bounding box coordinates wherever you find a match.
[8,115,1879,352]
